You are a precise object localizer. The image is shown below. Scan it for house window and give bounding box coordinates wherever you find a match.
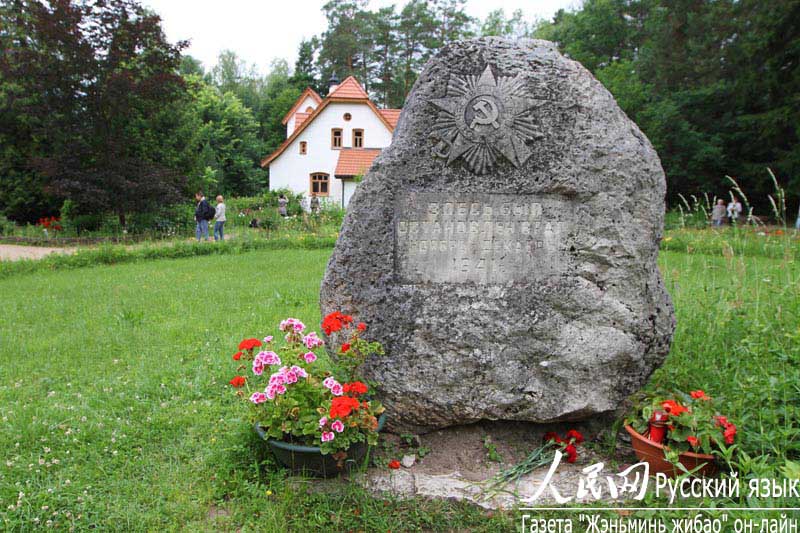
[343,113,352,121]
[353,129,364,148]
[310,173,330,196]
[331,128,342,149]
[299,141,307,155]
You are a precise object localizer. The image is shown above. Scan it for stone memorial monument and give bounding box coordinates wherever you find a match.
[321,38,675,432]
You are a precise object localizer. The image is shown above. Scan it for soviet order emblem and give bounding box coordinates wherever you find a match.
[430,64,544,175]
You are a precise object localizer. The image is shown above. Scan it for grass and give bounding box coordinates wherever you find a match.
[0,229,798,531]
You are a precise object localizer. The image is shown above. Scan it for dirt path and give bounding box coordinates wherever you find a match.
[0,244,76,262]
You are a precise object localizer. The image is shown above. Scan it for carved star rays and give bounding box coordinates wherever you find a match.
[430,65,545,175]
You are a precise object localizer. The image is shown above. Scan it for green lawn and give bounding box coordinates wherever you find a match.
[0,235,798,531]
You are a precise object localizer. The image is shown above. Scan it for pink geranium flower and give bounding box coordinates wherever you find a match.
[303,352,317,363]
[331,420,345,433]
[330,383,343,396]
[321,432,335,442]
[323,377,337,389]
[319,416,328,428]
[250,392,267,404]
[303,332,324,349]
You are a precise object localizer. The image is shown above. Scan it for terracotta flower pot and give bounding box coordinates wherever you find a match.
[625,424,717,478]
[256,413,386,478]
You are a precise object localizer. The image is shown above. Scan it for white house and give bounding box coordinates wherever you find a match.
[261,76,401,208]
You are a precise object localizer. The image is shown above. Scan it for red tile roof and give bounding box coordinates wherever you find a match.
[334,148,381,177]
[294,112,310,128]
[328,76,370,99]
[379,109,401,129]
[281,87,322,125]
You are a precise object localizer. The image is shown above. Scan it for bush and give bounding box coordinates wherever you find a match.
[0,215,16,235]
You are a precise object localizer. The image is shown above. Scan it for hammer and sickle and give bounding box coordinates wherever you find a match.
[469,97,500,129]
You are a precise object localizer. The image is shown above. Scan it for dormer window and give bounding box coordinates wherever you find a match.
[353,129,364,148]
[331,128,342,149]
[299,141,307,155]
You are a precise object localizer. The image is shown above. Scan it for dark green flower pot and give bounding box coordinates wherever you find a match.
[255,413,386,478]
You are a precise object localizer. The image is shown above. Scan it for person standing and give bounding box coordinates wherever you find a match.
[195,191,211,241]
[278,194,288,217]
[213,195,226,241]
[310,192,320,215]
[711,199,727,227]
[727,196,743,224]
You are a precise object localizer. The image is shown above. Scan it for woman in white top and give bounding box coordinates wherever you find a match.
[213,195,226,241]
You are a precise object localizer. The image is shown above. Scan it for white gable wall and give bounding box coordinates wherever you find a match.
[286,94,320,137]
[270,102,393,207]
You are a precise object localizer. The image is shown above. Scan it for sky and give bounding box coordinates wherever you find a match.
[141,0,579,75]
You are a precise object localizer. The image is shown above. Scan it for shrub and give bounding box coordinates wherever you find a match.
[0,215,16,235]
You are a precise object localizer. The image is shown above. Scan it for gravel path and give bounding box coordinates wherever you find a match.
[0,244,76,262]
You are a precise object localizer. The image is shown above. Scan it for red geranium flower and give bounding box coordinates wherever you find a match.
[690,390,710,401]
[238,338,263,351]
[330,396,361,419]
[388,460,401,469]
[322,311,354,335]
[687,436,700,448]
[229,376,246,388]
[233,351,243,361]
[340,343,351,353]
[564,444,578,463]
[357,322,367,331]
[343,381,368,396]
[565,429,584,444]
[661,400,689,416]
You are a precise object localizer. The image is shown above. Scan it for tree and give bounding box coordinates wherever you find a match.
[187,80,267,196]
[0,0,192,225]
[291,38,320,93]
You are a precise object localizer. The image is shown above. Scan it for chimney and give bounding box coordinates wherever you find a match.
[328,73,340,95]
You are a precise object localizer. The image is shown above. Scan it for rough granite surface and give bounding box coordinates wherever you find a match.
[320,38,675,432]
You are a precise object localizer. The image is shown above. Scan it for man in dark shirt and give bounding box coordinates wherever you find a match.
[194,191,211,241]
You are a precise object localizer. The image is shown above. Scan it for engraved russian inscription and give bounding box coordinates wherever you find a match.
[395,193,573,284]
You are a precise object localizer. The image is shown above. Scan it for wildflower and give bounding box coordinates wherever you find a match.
[303,352,317,363]
[229,376,246,388]
[331,420,345,433]
[687,436,700,448]
[232,351,242,361]
[388,460,401,469]
[340,343,351,353]
[690,390,710,401]
[321,432,335,443]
